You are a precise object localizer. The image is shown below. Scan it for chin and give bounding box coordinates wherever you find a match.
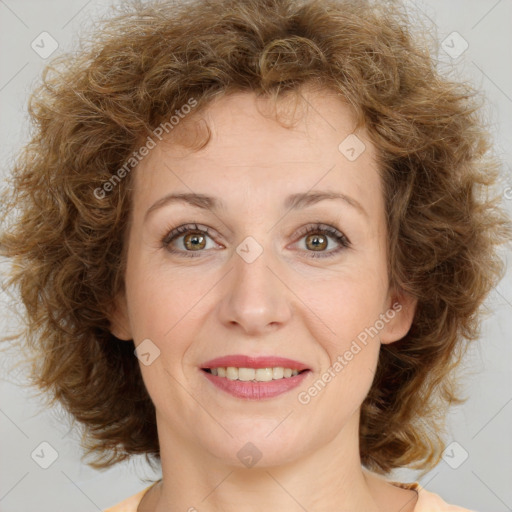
[199,420,311,469]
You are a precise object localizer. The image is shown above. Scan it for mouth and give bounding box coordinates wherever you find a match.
[200,355,311,400]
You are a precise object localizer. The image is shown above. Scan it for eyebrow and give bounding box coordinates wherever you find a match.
[144,191,368,222]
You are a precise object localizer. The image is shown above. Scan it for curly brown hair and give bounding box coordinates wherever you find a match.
[1,0,510,475]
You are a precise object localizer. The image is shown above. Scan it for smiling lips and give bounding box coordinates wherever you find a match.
[201,355,311,400]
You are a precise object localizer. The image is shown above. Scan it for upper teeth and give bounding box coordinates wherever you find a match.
[209,367,300,381]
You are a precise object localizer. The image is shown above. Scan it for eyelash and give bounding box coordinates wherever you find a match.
[162,222,351,259]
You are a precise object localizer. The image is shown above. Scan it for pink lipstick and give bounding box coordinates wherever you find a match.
[200,354,311,400]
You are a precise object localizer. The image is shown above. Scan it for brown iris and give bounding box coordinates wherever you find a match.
[183,231,207,250]
[305,233,327,251]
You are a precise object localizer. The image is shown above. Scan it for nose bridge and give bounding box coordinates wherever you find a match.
[219,234,291,334]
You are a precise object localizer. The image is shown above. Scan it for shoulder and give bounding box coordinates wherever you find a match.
[391,480,478,512]
[103,483,157,512]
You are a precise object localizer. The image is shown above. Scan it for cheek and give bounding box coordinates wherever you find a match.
[124,256,215,362]
[302,270,387,377]
[305,285,383,420]
[303,268,388,336]
[124,244,177,329]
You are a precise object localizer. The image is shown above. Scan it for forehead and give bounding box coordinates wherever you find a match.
[131,89,382,219]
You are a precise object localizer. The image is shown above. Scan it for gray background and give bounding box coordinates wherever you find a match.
[0,1,511,511]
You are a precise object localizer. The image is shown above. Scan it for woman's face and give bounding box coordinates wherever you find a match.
[111,89,416,468]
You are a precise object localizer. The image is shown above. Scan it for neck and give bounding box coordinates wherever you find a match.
[146,410,384,512]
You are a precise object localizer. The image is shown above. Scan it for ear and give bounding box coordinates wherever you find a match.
[379,286,417,345]
[108,292,132,341]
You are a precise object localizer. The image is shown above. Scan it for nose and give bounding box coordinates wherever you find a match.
[217,241,293,336]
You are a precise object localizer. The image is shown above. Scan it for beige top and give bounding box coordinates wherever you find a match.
[104,480,477,511]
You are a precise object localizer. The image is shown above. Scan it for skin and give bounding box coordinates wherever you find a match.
[110,87,419,512]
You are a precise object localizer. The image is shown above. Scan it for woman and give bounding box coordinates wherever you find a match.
[1,0,509,510]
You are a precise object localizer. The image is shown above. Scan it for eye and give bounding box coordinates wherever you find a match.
[292,223,351,259]
[162,222,351,259]
[162,223,220,258]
